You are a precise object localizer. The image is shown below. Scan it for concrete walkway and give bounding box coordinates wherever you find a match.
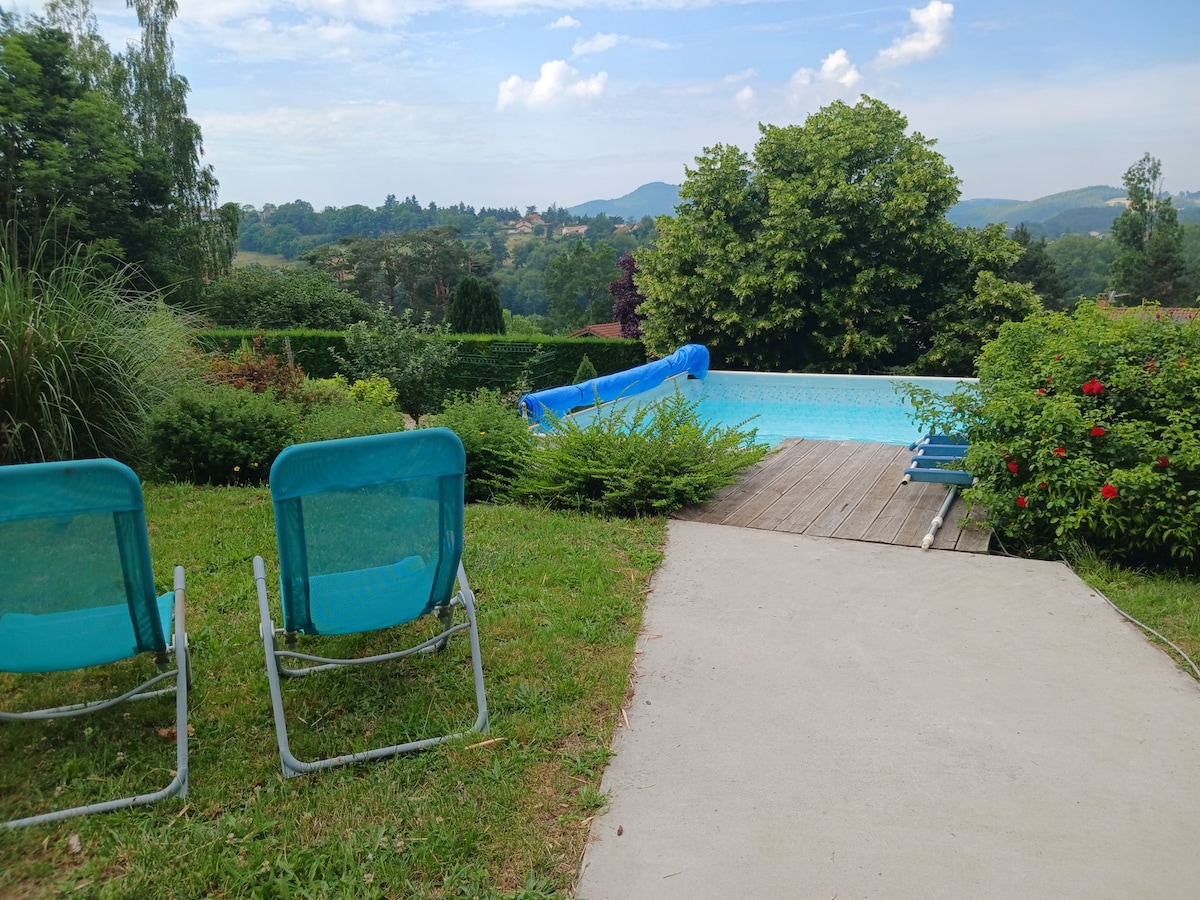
[575,521,1200,899]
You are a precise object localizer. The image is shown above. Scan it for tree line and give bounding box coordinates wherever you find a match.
[0,0,237,307]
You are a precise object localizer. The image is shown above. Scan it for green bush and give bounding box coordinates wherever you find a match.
[292,401,406,444]
[147,384,296,485]
[337,308,460,423]
[1,239,193,465]
[426,389,534,502]
[517,389,769,517]
[573,354,599,384]
[906,301,1200,563]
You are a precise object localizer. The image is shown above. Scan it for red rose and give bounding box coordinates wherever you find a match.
[1007,461,1019,474]
[1081,378,1105,396]
[1158,456,1170,468]
[1016,496,1027,508]
[1101,483,1119,500]
[1090,427,1106,437]
[1039,482,1047,489]
[1053,446,1066,457]
[1037,388,1046,395]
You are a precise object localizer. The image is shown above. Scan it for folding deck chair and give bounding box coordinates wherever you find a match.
[0,459,189,829]
[252,428,488,778]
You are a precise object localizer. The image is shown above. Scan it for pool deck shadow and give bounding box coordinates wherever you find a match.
[675,438,991,553]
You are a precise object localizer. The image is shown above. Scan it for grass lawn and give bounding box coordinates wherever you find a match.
[0,485,666,899]
[1072,552,1200,681]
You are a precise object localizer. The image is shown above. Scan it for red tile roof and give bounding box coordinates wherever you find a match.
[568,322,625,338]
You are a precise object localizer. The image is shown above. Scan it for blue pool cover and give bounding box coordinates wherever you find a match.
[518,344,709,425]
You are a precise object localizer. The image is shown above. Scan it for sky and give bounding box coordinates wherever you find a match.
[10,0,1200,212]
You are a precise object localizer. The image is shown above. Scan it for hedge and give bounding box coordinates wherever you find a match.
[194,330,647,392]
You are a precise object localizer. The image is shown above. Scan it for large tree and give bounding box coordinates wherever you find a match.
[0,1,236,304]
[1109,153,1190,304]
[543,238,621,333]
[635,97,1027,374]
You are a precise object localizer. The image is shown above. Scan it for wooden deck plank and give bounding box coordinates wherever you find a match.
[720,440,844,528]
[892,482,958,548]
[807,443,911,538]
[747,441,869,531]
[954,497,993,553]
[677,439,992,553]
[833,447,913,541]
[676,439,812,523]
[775,442,898,535]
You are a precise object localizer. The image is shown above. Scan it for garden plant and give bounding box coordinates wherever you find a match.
[907,301,1200,565]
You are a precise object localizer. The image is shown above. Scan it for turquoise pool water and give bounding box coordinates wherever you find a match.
[564,371,971,446]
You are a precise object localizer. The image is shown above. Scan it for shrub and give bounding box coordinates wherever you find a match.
[292,401,406,444]
[201,265,371,330]
[517,389,769,517]
[205,335,305,399]
[0,239,193,465]
[573,354,599,384]
[146,385,295,485]
[426,389,534,502]
[347,375,398,407]
[337,308,460,423]
[905,301,1200,563]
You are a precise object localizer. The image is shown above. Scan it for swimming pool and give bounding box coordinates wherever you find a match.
[562,371,972,446]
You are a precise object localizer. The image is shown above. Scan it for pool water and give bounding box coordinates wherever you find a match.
[565,371,971,446]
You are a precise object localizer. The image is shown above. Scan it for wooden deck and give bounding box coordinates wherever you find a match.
[675,439,992,553]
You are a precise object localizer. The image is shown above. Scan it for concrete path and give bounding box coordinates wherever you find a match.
[575,521,1200,899]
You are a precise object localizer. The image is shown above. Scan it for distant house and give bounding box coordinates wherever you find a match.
[569,322,625,339]
[614,223,638,233]
[1098,298,1199,322]
[561,224,589,237]
[508,220,534,235]
[526,213,546,226]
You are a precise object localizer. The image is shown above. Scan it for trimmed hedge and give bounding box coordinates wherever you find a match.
[194,330,647,391]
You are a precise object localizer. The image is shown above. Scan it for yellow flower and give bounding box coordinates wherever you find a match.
[234,466,241,472]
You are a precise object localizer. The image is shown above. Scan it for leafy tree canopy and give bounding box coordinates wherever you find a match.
[0,1,236,306]
[634,96,1028,375]
[1110,153,1190,304]
[446,274,505,335]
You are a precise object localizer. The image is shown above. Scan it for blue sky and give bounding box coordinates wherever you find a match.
[13,1,1200,212]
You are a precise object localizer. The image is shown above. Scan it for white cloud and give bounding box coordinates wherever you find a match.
[549,15,581,29]
[735,85,756,109]
[876,1,954,68]
[574,33,622,55]
[820,49,860,87]
[572,32,670,56]
[788,47,860,101]
[496,60,608,110]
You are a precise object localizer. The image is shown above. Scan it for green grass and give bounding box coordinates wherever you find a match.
[1072,551,1200,680]
[233,251,294,269]
[0,487,665,898]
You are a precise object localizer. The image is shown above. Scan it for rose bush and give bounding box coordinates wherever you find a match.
[906,301,1200,563]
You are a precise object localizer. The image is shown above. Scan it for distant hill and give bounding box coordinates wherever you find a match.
[947,186,1127,230]
[567,182,680,220]
[572,181,1200,237]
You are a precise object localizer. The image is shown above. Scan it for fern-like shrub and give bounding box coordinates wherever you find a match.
[517,389,769,517]
[427,389,533,503]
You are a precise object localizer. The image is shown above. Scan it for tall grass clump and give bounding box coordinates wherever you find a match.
[0,234,192,465]
[519,389,769,517]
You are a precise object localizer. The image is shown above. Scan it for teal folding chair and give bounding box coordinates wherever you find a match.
[0,459,189,829]
[252,428,488,777]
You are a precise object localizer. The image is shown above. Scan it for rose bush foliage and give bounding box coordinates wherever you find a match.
[907,301,1200,563]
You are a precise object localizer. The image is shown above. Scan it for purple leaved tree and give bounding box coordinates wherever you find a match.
[609,253,645,338]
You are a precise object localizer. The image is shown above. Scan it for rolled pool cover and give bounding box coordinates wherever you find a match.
[518,344,709,425]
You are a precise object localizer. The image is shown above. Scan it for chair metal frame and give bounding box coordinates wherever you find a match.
[252,430,488,778]
[1,460,190,829]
